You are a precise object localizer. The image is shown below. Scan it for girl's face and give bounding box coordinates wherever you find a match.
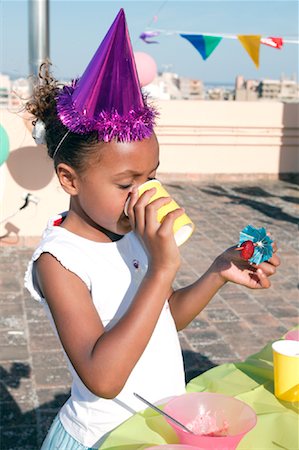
[69,133,160,239]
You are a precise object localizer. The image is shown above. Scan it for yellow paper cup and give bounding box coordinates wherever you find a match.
[272,340,299,402]
[125,179,194,246]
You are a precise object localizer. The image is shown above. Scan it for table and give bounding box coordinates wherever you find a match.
[99,336,299,450]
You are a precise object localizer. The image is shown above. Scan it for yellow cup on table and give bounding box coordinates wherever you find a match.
[272,339,299,402]
[125,179,194,246]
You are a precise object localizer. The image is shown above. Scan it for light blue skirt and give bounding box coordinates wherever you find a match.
[41,415,96,450]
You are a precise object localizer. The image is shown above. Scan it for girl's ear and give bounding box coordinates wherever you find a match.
[56,163,80,195]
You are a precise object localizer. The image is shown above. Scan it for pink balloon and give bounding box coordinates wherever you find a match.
[134,52,157,87]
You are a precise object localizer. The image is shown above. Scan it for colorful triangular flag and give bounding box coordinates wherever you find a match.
[180,34,222,60]
[139,31,160,44]
[238,35,261,68]
[261,37,283,49]
[204,35,223,59]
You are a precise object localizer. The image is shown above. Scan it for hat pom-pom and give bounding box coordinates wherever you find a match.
[56,84,158,142]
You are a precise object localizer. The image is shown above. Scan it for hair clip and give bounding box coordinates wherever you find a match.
[32,119,46,145]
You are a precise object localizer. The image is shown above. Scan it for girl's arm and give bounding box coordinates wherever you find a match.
[168,245,280,331]
[36,255,173,398]
[36,191,183,400]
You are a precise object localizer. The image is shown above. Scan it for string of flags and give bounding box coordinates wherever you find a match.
[139,30,298,68]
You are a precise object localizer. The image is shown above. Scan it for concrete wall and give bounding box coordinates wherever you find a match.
[157,100,299,178]
[0,100,298,241]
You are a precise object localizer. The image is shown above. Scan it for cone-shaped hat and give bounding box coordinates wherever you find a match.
[56,9,156,142]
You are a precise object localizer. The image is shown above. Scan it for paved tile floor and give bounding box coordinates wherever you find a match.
[1,178,298,449]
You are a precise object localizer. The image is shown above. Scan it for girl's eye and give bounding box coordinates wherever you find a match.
[118,184,133,190]
[118,176,156,189]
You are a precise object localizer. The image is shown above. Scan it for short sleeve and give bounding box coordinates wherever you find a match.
[24,238,92,302]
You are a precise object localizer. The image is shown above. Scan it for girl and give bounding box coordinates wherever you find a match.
[25,9,279,450]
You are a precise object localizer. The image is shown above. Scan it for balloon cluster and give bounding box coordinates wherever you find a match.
[0,125,9,166]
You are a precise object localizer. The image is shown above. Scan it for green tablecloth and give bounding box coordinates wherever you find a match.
[99,338,299,450]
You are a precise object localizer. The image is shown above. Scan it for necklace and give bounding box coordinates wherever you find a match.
[97,225,124,242]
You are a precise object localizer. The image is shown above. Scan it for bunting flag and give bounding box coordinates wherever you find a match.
[139,28,298,68]
[261,37,283,49]
[180,34,222,60]
[237,35,261,68]
[139,31,160,44]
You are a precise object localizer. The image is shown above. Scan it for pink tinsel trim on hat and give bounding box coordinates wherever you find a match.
[56,84,157,142]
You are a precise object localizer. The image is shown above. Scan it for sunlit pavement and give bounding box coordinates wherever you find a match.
[1,178,298,449]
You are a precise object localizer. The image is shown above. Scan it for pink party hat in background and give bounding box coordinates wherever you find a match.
[56,9,157,142]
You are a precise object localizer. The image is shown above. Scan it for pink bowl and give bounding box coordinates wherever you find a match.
[163,392,257,450]
[285,329,299,341]
[146,446,201,450]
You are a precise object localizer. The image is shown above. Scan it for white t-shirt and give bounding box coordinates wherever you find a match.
[25,214,186,448]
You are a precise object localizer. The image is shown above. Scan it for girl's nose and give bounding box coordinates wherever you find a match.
[129,185,138,195]
[124,186,138,216]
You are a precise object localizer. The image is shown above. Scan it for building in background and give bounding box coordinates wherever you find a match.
[0,74,11,108]
[258,77,299,102]
[235,75,259,101]
[145,72,204,100]
[235,74,299,102]
[145,72,182,100]
[206,85,235,101]
[0,74,31,110]
[1,72,298,106]
[140,72,299,102]
[179,77,204,100]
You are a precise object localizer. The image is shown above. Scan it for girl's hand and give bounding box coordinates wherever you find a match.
[126,187,183,277]
[211,241,280,289]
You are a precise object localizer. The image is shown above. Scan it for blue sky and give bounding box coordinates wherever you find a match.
[1,0,299,83]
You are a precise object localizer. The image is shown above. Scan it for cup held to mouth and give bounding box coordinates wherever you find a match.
[124,179,194,246]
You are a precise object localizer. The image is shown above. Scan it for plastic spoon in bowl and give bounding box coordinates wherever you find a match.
[133,392,195,435]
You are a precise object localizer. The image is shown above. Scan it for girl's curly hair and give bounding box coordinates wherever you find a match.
[26,60,99,172]
[26,60,59,123]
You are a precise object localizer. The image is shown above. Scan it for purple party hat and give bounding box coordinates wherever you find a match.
[56,9,157,142]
